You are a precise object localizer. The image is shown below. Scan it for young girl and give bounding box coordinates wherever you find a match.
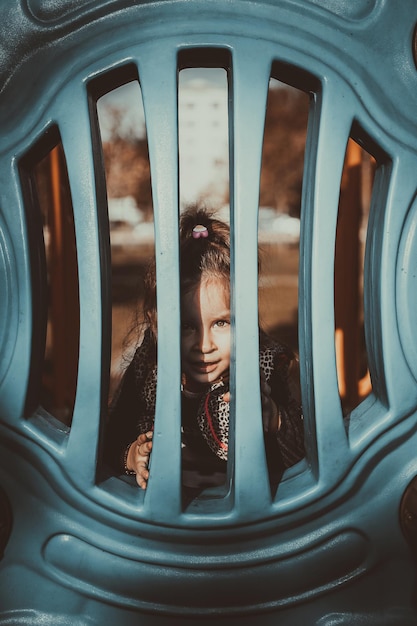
[104,207,304,492]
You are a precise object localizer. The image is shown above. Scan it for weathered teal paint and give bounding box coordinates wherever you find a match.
[1,0,417,623]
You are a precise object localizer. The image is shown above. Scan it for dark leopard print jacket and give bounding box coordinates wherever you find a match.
[104,329,305,476]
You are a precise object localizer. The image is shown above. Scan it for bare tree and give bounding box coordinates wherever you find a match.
[260,87,309,216]
[102,107,153,220]
[102,87,309,220]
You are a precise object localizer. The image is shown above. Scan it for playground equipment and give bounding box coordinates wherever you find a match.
[1,0,417,623]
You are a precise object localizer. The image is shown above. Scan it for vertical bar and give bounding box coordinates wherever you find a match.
[376,155,417,413]
[0,158,28,420]
[57,82,104,484]
[303,80,352,483]
[230,44,272,517]
[138,44,182,519]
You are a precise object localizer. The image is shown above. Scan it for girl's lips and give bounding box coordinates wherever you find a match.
[191,361,218,373]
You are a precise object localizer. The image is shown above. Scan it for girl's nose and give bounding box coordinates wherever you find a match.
[197,328,215,353]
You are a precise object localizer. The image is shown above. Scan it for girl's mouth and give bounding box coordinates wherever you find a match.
[192,361,218,373]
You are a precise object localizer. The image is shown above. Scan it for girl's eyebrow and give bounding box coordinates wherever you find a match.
[213,310,231,320]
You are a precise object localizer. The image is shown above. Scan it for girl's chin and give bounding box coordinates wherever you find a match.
[184,368,227,388]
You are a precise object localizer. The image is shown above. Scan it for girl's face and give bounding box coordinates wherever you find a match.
[181,278,231,386]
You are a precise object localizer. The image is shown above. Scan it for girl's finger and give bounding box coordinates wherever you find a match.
[136,473,148,489]
[138,440,152,456]
[136,465,149,489]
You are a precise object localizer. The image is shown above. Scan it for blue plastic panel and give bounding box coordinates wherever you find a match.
[1,0,417,623]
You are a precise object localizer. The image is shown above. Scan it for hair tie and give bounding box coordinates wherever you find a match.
[192,224,209,239]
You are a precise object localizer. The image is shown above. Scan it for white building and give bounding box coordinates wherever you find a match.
[178,76,229,208]
[99,72,230,210]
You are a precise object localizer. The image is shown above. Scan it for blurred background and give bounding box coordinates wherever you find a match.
[97,70,307,396]
[31,68,374,423]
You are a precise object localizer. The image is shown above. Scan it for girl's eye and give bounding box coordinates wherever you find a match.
[215,320,229,328]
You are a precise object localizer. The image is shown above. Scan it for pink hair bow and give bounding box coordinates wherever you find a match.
[192,224,209,239]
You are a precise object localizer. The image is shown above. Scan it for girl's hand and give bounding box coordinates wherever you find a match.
[221,379,281,433]
[126,431,153,489]
[222,391,231,403]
